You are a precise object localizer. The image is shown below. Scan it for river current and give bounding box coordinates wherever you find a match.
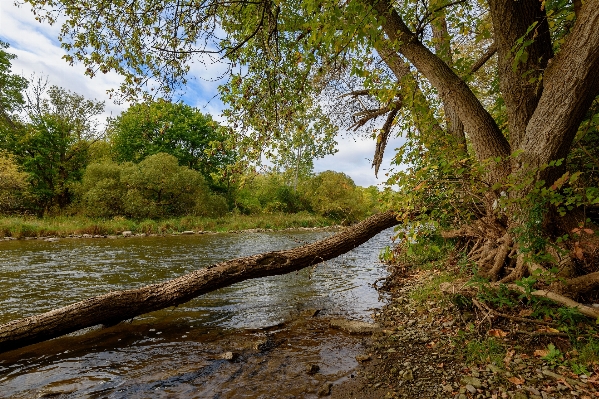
[0,228,394,398]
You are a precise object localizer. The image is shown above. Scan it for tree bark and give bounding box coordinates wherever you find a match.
[0,211,399,354]
[487,0,553,149]
[519,0,599,181]
[367,0,511,181]
[431,13,466,154]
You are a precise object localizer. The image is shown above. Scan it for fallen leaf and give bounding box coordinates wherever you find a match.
[574,242,584,260]
[536,327,560,333]
[503,349,515,367]
[437,363,444,368]
[518,309,533,317]
[584,228,594,234]
[519,354,530,359]
[508,376,525,385]
[488,329,508,337]
[534,349,549,357]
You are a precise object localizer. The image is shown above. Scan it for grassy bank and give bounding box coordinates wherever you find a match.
[0,212,338,238]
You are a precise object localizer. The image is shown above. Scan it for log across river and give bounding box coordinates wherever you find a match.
[0,212,398,397]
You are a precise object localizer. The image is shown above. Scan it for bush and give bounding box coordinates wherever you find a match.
[77,160,125,217]
[300,170,367,222]
[77,153,220,219]
[0,151,30,214]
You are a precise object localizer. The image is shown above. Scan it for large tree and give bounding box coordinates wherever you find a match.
[2,81,105,212]
[0,41,28,132]
[22,1,599,308]
[109,99,234,189]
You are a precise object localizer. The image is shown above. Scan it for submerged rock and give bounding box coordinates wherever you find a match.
[306,363,320,374]
[222,351,239,361]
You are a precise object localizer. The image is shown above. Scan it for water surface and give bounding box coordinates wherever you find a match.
[0,228,394,398]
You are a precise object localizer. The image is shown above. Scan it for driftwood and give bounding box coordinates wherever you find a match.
[0,211,399,354]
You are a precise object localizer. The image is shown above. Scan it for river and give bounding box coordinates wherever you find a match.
[0,228,394,398]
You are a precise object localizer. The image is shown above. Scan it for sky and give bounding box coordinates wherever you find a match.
[0,1,404,187]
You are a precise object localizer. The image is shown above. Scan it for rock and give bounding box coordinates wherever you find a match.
[465,384,477,394]
[222,351,238,361]
[356,354,371,363]
[82,234,92,238]
[306,364,320,374]
[401,369,414,381]
[318,382,332,397]
[300,308,321,318]
[461,376,482,388]
[181,230,195,235]
[45,237,59,242]
[329,319,380,334]
[122,231,133,237]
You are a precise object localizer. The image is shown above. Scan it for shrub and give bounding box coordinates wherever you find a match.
[0,151,30,214]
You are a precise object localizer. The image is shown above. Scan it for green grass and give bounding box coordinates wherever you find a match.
[409,272,456,304]
[0,212,337,238]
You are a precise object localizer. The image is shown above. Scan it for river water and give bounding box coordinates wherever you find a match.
[0,228,394,398]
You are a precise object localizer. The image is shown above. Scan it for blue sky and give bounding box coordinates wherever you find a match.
[0,1,404,187]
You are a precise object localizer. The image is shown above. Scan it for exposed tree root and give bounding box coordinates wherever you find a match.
[446,214,599,319]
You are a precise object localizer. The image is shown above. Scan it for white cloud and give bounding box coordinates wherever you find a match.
[314,133,405,187]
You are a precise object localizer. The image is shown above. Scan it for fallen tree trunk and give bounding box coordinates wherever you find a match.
[0,211,399,354]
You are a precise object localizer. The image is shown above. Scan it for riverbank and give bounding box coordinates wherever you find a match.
[332,240,599,399]
[0,212,339,239]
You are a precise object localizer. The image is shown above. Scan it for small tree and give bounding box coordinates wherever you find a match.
[121,153,211,218]
[3,81,105,213]
[0,41,28,131]
[302,171,367,222]
[0,151,29,214]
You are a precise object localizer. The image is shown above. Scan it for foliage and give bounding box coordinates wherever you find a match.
[0,41,28,130]
[2,82,105,213]
[300,170,369,222]
[0,151,30,214]
[234,172,306,214]
[78,153,228,219]
[77,160,126,217]
[109,99,234,189]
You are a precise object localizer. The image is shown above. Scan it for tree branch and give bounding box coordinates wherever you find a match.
[469,43,497,74]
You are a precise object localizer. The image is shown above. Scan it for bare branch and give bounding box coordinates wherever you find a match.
[470,43,497,74]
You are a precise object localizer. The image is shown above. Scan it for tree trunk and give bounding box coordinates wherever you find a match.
[0,211,399,354]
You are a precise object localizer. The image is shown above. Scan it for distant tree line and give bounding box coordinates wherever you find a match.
[0,42,380,222]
